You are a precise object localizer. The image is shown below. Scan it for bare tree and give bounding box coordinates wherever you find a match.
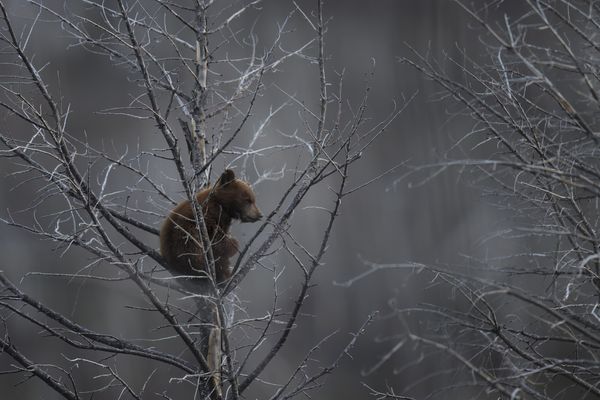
[340,1,600,399]
[0,0,402,398]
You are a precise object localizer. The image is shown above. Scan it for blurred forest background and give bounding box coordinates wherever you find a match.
[0,0,579,399]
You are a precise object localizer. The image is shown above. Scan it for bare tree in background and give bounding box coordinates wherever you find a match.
[0,0,401,398]
[345,1,600,399]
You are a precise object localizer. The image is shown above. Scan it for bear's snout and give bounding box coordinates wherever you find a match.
[242,205,262,222]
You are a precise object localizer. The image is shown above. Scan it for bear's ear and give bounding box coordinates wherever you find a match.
[216,169,236,187]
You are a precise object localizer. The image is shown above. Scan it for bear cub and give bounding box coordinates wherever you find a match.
[160,169,262,283]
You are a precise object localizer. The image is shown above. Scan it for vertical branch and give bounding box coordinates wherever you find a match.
[187,4,224,400]
[190,0,210,186]
[316,0,327,142]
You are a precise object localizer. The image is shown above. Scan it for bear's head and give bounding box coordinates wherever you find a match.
[213,169,263,222]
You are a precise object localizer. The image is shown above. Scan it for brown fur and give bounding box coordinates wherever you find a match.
[159,169,262,283]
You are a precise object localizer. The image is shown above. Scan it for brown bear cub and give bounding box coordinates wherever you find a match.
[159,169,262,284]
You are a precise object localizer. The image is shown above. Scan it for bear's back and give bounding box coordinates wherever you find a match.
[159,189,211,276]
